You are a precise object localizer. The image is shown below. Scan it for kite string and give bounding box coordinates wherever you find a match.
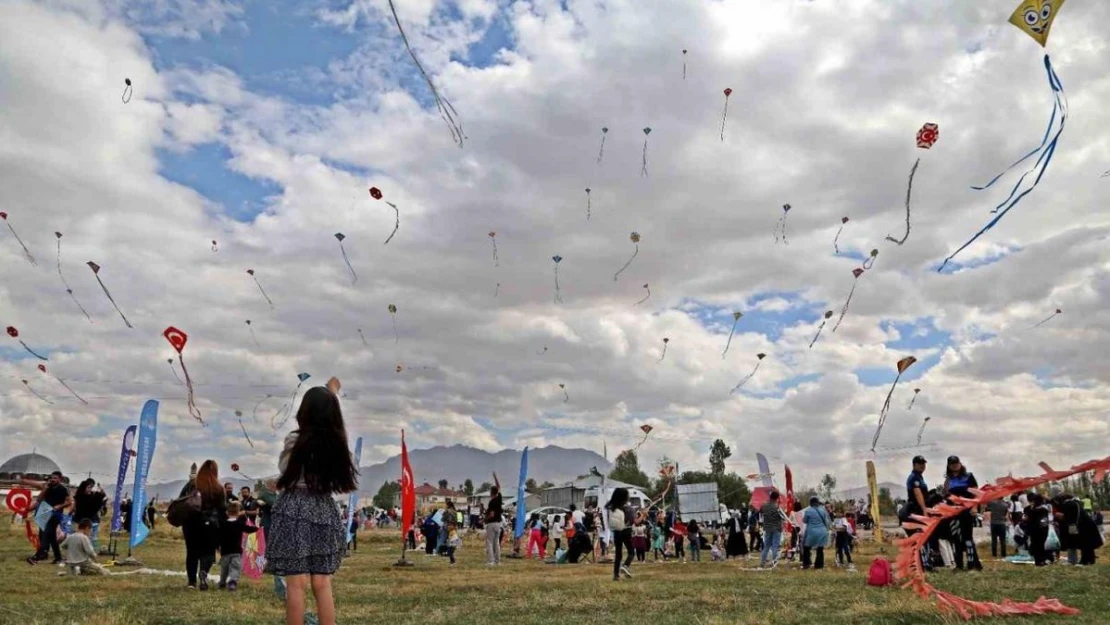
[885,158,919,246]
[832,281,858,333]
[871,373,903,451]
[386,0,464,147]
[23,381,53,405]
[56,238,91,321]
[809,320,828,349]
[635,286,651,306]
[338,240,358,284]
[55,377,89,405]
[4,221,36,266]
[613,245,638,282]
[94,274,133,328]
[383,202,399,245]
[252,276,275,309]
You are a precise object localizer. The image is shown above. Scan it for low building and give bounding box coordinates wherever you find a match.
[397,483,465,511]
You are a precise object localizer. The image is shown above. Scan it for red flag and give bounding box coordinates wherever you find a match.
[400,430,415,540]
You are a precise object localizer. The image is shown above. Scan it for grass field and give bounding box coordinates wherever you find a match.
[0,524,1106,625]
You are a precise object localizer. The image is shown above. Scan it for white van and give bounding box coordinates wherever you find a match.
[584,485,652,511]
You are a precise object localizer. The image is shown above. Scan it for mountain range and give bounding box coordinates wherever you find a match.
[111,445,612,502]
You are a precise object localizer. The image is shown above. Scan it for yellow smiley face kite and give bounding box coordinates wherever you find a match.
[1009,0,1065,47]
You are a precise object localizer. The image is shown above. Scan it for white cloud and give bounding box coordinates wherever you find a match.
[2,0,1110,494]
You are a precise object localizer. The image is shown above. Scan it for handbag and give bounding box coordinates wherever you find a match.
[166,490,201,527]
[1044,525,1061,552]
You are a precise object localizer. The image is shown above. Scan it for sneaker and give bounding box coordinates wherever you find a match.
[199,576,209,591]
[186,584,197,590]
[227,582,237,592]
[621,565,632,578]
[53,559,65,566]
[26,557,37,566]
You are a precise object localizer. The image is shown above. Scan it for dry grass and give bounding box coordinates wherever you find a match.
[0,524,1106,624]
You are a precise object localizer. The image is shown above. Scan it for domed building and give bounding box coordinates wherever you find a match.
[0,451,68,488]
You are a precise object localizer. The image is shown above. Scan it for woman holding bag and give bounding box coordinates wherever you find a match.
[178,460,226,590]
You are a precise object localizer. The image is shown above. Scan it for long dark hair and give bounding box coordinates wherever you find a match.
[277,386,359,494]
[196,460,223,500]
[77,478,95,495]
[605,487,629,511]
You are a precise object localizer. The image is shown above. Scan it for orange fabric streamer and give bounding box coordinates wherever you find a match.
[894,455,1110,619]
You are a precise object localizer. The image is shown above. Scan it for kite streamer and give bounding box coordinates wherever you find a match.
[633,425,654,451]
[907,388,921,410]
[88,261,132,328]
[613,232,640,282]
[494,282,500,298]
[388,304,399,343]
[552,255,563,303]
[916,416,931,446]
[559,383,568,403]
[272,373,310,431]
[635,283,651,306]
[164,326,204,425]
[386,0,463,146]
[886,158,920,246]
[6,327,48,361]
[773,204,790,245]
[334,233,357,284]
[369,187,401,245]
[585,188,591,221]
[833,268,865,333]
[872,356,917,452]
[658,337,669,363]
[832,217,849,255]
[358,329,368,346]
[1032,308,1062,328]
[721,312,743,359]
[252,394,274,423]
[809,310,834,348]
[597,127,608,164]
[37,364,87,404]
[730,353,766,394]
[640,127,652,177]
[21,379,53,405]
[720,88,732,141]
[167,358,183,385]
[53,233,91,321]
[682,49,687,80]
[488,231,499,266]
[0,212,36,266]
[894,453,1110,620]
[236,411,254,449]
[941,55,1066,271]
[246,269,274,309]
[245,320,261,348]
[862,248,878,270]
[121,78,132,103]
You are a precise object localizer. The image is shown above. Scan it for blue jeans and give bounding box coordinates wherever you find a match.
[761,530,782,566]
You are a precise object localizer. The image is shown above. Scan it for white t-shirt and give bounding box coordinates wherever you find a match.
[572,510,585,525]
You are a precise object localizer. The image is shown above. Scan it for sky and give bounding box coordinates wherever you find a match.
[1,0,1108,493]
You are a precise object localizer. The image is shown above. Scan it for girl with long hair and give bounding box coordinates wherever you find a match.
[179,459,226,589]
[267,377,358,625]
[605,487,634,581]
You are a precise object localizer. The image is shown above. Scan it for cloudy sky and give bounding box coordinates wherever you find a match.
[1,0,1108,492]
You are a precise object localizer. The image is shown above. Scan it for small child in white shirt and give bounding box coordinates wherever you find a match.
[59,519,105,576]
[551,515,565,552]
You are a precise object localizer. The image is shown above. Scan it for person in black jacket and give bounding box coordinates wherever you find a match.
[72,479,107,551]
[942,456,982,571]
[1053,493,1103,566]
[25,471,73,565]
[180,460,227,590]
[218,501,258,591]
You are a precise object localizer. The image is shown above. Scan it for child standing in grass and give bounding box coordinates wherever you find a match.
[651,521,665,561]
[267,377,359,625]
[219,501,259,591]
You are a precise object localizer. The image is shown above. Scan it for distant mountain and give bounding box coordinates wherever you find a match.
[355,445,611,497]
[112,445,610,502]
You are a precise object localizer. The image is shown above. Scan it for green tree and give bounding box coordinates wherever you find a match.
[878,487,896,516]
[463,479,474,496]
[373,481,401,509]
[709,439,731,476]
[675,469,751,509]
[438,479,449,490]
[477,481,492,494]
[819,474,837,502]
[609,450,651,489]
[539,481,555,489]
[525,478,537,492]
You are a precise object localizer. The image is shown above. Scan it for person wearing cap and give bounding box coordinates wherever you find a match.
[942,455,982,571]
[904,456,929,521]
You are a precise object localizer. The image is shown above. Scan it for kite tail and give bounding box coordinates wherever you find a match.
[1032,313,1058,328]
[249,326,261,348]
[253,278,275,309]
[239,417,255,449]
[833,282,858,333]
[95,275,133,328]
[916,420,928,446]
[809,321,827,349]
[65,291,92,322]
[871,374,902,451]
[18,341,48,361]
[941,55,1066,272]
[562,388,569,403]
[613,245,639,282]
[338,241,358,284]
[494,282,500,298]
[57,241,91,321]
[641,140,649,177]
[635,287,651,306]
[773,216,789,245]
[56,378,89,405]
[391,315,399,344]
[730,363,761,394]
[586,193,591,221]
[178,355,204,425]
[722,323,738,359]
[491,239,499,266]
[384,202,399,245]
[358,329,368,346]
[885,158,919,246]
[658,343,668,363]
[23,382,53,405]
[387,0,464,147]
[720,99,729,142]
[553,266,562,304]
[833,225,844,255]
[597,134,606,164]
[252,396,271,423]
[907,396,917,410]
[5,222,36,266]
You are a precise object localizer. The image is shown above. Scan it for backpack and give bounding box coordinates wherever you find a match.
[166,490,201,527]
[867,557,893,587]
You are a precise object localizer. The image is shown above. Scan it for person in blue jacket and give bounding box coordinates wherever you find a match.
[801,496,831,570]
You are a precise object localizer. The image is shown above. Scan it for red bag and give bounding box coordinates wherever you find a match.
[868,557,893,587]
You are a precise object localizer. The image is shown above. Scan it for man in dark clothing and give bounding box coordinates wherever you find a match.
[27,471,73,565]
[942,455,982,571]
[145,498,157,529]
[223,483,238,503]
[239,487,258,521]
[987,497,1010,558]
[902,456,932,570]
